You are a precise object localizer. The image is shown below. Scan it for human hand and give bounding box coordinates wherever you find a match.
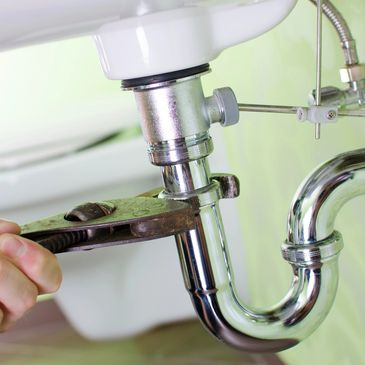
[0,219,62,331]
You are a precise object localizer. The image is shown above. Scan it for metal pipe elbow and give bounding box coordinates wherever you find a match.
[288,148,365,243]
[176,148,365,352]
[177,202,342,352]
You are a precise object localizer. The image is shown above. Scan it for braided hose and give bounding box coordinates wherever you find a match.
[309,0,359,65]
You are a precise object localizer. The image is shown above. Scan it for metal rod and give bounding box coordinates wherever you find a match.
[237,103,298,115]
[315,0,323,139]
[238,103,365,118]
[338,110,365,118]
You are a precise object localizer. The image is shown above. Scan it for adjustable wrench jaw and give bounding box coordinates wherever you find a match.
[21,196,196,253]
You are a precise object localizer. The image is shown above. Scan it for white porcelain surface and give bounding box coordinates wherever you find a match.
[0,0,297,79]
[0,96,138,171]
[0,0,183,51]
[96,0,298,79]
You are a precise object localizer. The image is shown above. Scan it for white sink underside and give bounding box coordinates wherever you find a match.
[0,0,297,79]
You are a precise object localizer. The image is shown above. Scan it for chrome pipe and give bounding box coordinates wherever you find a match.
[288,148,365,243]
[237,103,298,115]
[161,152,342,352]
[132,74,346,353]
[309,83,365,111]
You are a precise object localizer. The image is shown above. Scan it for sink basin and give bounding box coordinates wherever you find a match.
[0,0,297,79]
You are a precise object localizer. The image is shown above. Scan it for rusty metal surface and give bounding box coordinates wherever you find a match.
[21,197,196,253]
[20,174,238,254]
[64,201,116,222]
[212,173,240,199]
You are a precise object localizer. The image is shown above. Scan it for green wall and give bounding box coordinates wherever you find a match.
[1,1,364,364]
[205,1,365,364]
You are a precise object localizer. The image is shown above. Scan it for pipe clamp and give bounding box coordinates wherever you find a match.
[281,231,344,266]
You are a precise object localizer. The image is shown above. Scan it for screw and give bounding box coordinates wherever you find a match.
[327,110,337,120]
[296,107,307,122]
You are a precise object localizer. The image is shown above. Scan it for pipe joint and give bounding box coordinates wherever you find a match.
[147,133,213,166]
[340,64,365,84]
[282,231,343,266]
[161,179,222,209]
[128,67,356,353]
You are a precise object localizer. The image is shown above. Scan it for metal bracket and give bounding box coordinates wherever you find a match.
[296,106,339,124]
[212,174,240,199]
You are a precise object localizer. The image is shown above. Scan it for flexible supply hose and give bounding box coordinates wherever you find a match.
[309,0,359,65]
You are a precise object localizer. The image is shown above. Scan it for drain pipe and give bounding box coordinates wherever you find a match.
[124,66,345,352]
[287,148,365,243]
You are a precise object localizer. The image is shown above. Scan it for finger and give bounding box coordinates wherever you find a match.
[0,234,62,294]
[0,307,4,330]
[0,220,20,235]
[0,255,38,330]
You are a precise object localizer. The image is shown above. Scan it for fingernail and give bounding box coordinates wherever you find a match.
[0,220,20,234]
[0,236,27,258]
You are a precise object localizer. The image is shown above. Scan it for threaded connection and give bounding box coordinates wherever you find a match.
[282,231,343,266]
[147,133,213,166]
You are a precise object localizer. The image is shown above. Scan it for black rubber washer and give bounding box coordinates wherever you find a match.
[122,64,210,89]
